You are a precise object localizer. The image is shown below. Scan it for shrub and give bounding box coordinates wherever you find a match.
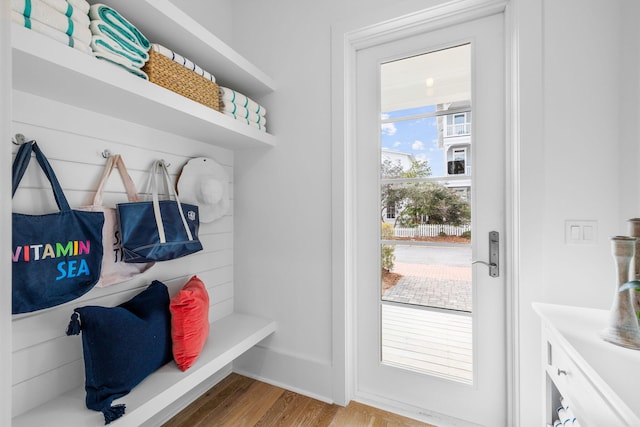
[381,223,396,271]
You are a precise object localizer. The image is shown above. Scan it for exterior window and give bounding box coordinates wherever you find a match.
[386,202,396,219]
[445,112,471,136]
[448,148,467,175]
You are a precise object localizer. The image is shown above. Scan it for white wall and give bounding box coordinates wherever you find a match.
[230,0,400,400]
[516,0,639,424]
[229,0,640,425]
[169,0,234,45]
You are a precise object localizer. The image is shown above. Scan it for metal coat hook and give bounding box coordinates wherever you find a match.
[160,159,171,168]
[102,149,113,158]
[12,133,29,145]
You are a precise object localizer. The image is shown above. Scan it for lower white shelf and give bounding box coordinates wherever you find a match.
[12,313,276,427]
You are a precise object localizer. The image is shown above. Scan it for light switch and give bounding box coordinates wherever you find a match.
[570,225,581,240]
[583,226,594,241]
[565,220,598,245]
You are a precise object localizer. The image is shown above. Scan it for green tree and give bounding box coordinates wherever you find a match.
[380,158,470,227]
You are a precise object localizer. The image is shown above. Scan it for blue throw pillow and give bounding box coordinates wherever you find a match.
[66,280,173,424]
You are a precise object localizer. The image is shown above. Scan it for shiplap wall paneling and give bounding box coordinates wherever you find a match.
[11,90,234,417]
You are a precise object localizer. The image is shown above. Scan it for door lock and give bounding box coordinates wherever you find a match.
[472,231,499,278]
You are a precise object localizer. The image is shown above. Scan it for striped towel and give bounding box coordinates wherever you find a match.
[89,3,149,77]
[219,86,267,117]
[89,4,149,50]
[12,10,91,53]
[38,0,89,27]
[223,111,267,132]
[221,100,266,125]
[67,0,89,14]
[11,0,91,45]
[93,49,149,80]
[151,44,216,83]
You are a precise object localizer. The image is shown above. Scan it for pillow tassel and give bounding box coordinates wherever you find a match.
[66,312,81,336]
[102,404,126,424]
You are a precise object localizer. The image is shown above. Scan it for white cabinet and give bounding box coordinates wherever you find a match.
[533,303,640,427]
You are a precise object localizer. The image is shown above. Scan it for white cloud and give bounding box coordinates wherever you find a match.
[381,122,397,136]
[393,141,402,147]
[415,153,427,162]
[412,140,425,150]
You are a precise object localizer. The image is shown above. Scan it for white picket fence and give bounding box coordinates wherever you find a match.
[393,224,471,238]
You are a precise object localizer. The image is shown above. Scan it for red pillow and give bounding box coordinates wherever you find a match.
[170,275,210,371]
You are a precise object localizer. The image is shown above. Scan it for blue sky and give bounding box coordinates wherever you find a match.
[381,105,445,177]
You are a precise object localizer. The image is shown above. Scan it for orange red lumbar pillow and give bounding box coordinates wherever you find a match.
[170,275,210,371]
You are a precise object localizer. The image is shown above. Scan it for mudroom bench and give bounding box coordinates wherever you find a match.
[9,0,277,425]
[13,313,276,426]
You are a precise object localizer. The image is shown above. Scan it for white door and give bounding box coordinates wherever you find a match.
[354,13,506,426]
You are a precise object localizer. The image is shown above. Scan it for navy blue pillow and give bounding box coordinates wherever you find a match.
[66,281,173,424]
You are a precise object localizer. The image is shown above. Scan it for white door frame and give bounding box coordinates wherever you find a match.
[330,0,520,424]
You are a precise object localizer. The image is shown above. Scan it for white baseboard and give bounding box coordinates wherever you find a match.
[354,389,485,427]
[232,345,334,404]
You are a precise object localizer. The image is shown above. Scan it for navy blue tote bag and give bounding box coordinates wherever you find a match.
[117,160,202,263]
[12,141,104,314]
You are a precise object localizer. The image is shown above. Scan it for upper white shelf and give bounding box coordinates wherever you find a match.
[99,0,276,98]
[11,25,276,149]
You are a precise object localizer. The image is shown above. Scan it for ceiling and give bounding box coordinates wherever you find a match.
[380,43,471,113]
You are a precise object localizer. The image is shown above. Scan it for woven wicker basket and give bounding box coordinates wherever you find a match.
[143,49,220,111]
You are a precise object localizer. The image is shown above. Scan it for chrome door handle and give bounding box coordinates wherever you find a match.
[472,231,499,278]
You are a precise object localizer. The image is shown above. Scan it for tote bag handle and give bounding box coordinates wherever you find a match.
[151,160,194,243]
[12,141,71,212]
[92,154,141,206]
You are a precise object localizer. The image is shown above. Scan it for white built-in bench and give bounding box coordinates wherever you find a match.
[13,313,276,426]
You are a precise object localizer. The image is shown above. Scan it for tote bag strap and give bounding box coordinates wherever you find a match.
[12,141,71,212]
[12,141,33,196]
[92,154,140,206]
[151,160,194,243]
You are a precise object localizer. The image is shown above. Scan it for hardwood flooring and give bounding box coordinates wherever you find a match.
[163,373,436,427]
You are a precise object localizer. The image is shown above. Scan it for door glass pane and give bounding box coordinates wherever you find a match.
[379,44,473,383]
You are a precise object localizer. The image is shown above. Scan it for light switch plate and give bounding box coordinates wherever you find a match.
[565,220,598,245]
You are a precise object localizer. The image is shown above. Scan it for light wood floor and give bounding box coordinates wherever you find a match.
[163,373,436,427]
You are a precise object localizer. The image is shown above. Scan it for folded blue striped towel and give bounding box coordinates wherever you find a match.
[12,10,91,53]
[11,0,91,44]
[89,4,149,62]
[219,87,267,117]
[38,0,89,27]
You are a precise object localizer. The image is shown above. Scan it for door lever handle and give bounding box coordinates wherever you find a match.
[472,231,499,278]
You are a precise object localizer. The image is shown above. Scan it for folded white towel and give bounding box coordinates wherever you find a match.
[151,44,216,83]
[93,49,149,80]
[90,32,146,68]
[219,86,267,117]
[221,100,266,125]
[89,4,150,55]
[11,0,90,35]
[39,0,89,27]
[12,10,91,53]
[68,0,89,14]
[223,111,267,132]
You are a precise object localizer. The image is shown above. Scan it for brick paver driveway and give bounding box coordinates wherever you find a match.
[382,244,472,312]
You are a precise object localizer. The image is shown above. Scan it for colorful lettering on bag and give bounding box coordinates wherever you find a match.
[42,244,55,259]
[12,240,92,262]
[55,259,90,280]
